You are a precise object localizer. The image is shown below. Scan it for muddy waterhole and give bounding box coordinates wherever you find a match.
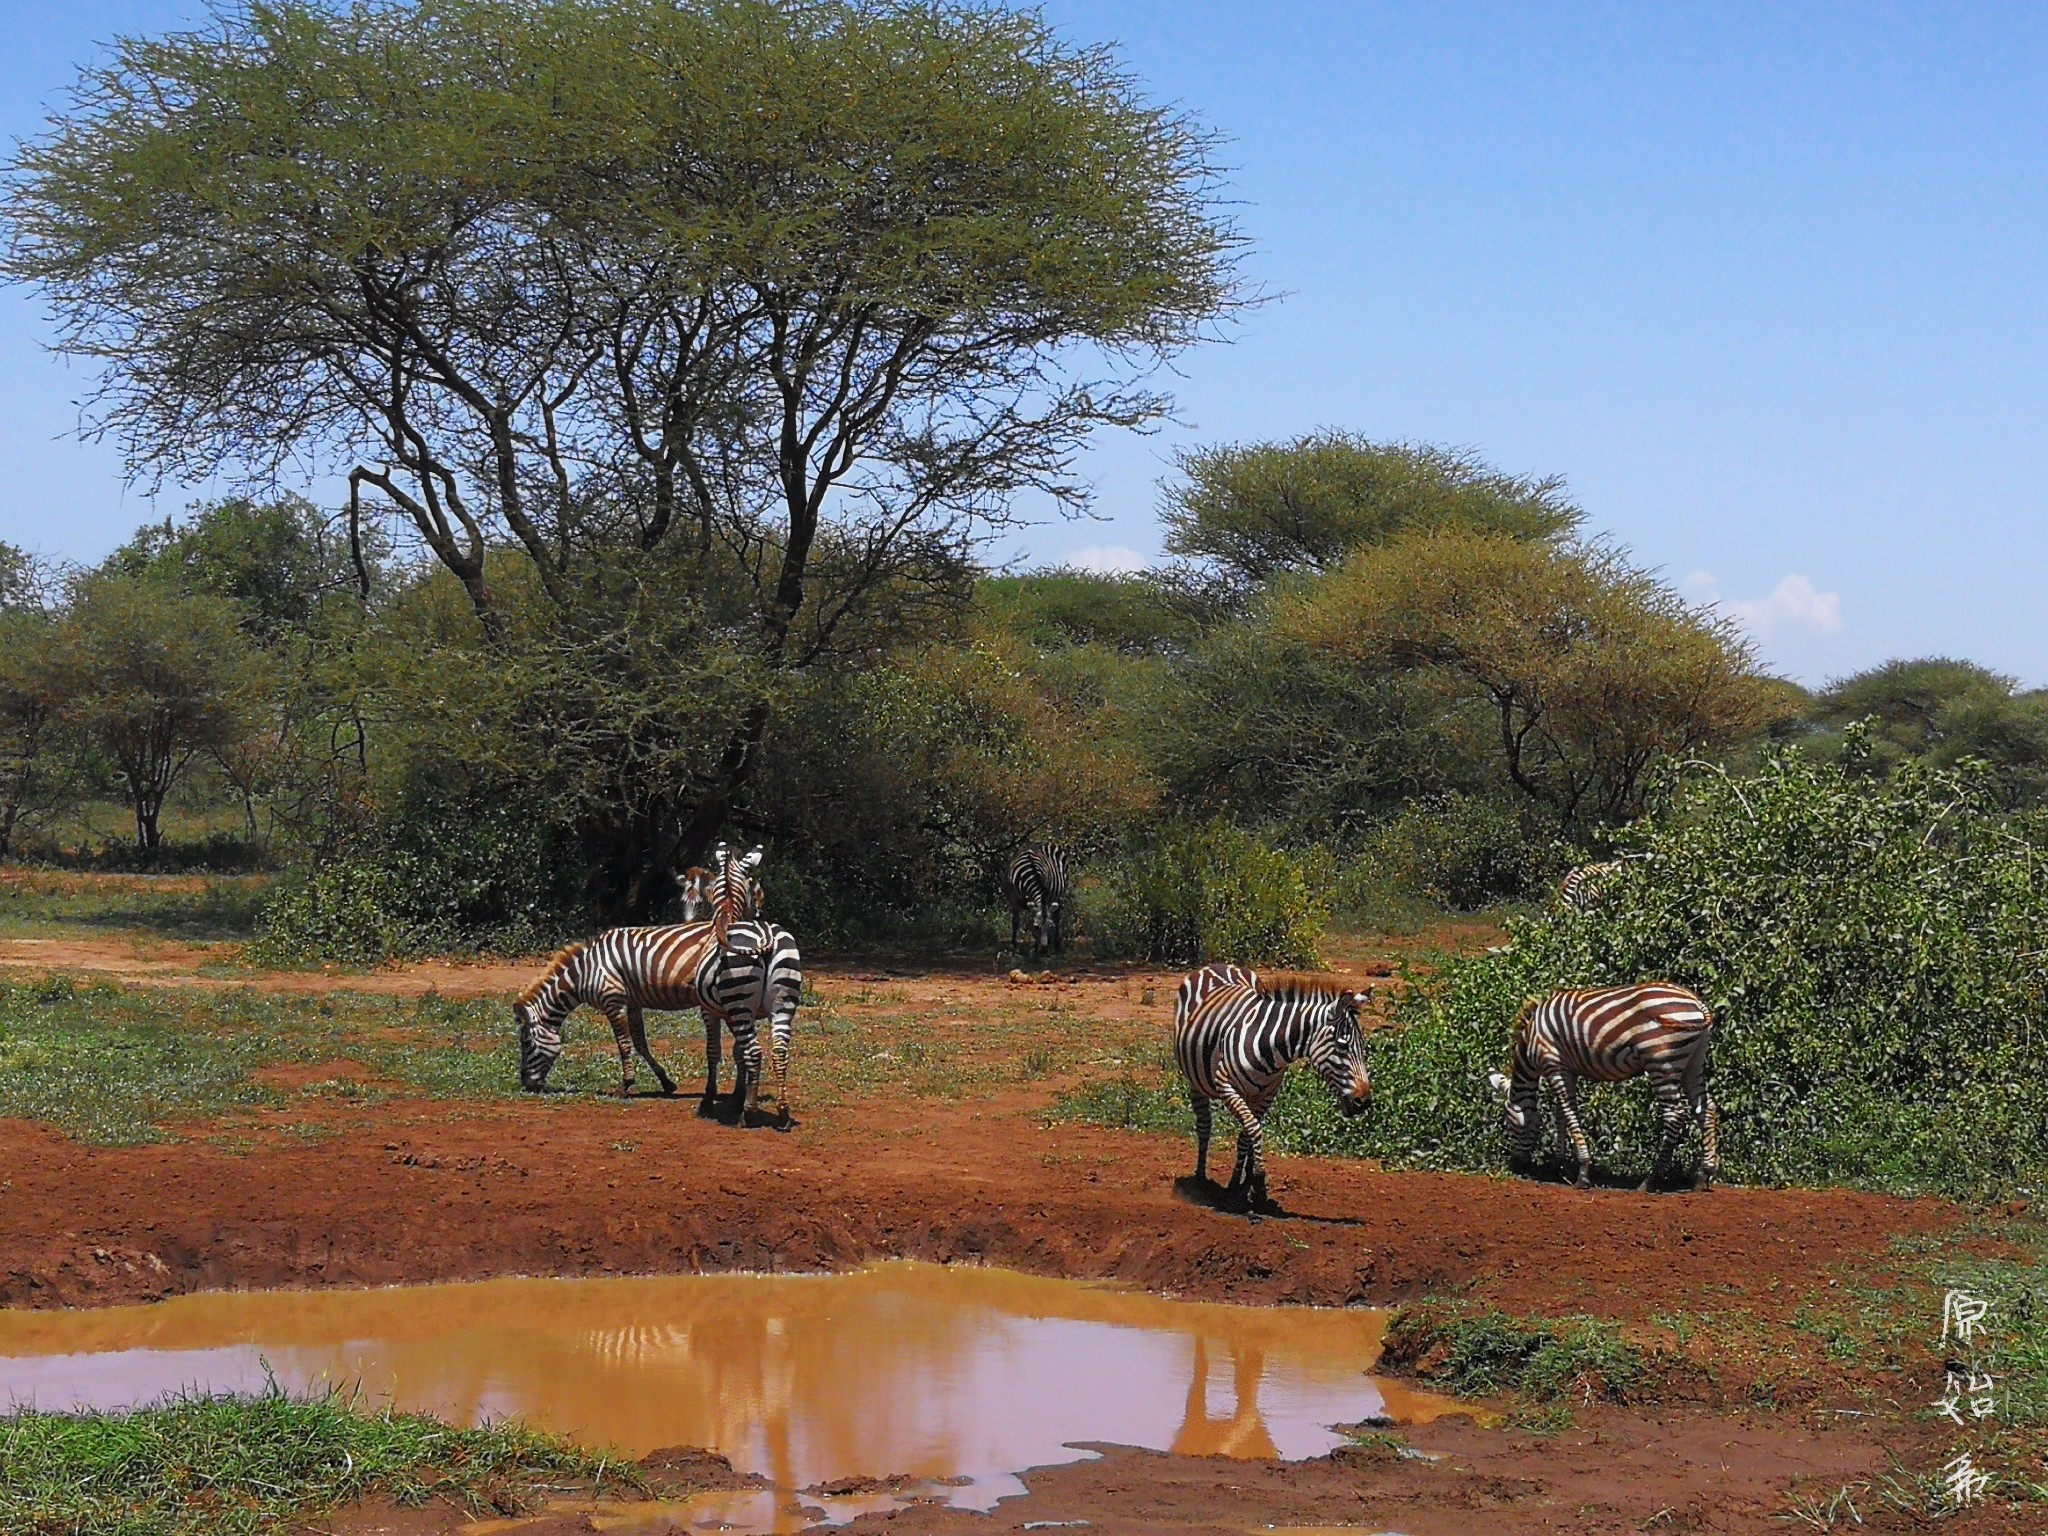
[0,1261,1465,1533]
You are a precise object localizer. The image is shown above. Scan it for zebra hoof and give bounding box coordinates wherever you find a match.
[1573,1171,1593,1191]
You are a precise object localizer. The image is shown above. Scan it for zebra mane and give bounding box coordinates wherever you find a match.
[1249,972,1363,1001]
[515,941,587,1006]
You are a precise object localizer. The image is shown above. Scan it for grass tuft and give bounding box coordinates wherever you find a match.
[0,1386,624,1536]
[1379,1300,1649,1405]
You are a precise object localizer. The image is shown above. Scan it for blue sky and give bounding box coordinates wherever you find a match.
[4,3,2046,684]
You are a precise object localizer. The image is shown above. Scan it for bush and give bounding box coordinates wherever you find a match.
[254,784,581,964]
[1093,821,1329,967]
[1283,738,2048,1197]
[1355,793,1559,910]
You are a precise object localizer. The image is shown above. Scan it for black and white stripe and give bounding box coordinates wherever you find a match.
[1489,983,1718,1191]
[1173,973,1374,1213]
[697,917,803,1124]
[1001,843,1073,957]
[677,843,765,925]
[513,915,804,1124]
[1558,861,1618,912]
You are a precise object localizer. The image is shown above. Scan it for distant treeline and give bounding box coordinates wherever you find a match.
[4,435,2039,960]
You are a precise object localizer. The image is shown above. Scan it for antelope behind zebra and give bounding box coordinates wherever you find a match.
[1002,843,1072,958]
[1173,971,1374,1215]
[1489,982,1719,1192]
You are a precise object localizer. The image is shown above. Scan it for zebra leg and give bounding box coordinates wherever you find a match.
[600,1002,637,1096]
[1641,1077,1688,1193]
[1687,1042,1719,1191]
[740,1027,766,1125]
[626,1005,675,1097]
[1545,1071,1594,1188]
[698,1008,722,1114]
[1191,1092,1213,1183]
[1217,1084,1266,1215]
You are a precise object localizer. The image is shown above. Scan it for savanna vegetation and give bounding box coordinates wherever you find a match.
[2,0,2045,1212]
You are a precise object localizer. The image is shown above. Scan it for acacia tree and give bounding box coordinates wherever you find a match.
[0,547,68,858]
[6,0,1243,902]
[1284,532,1782,830]
[1164,433,1579,594]
[62,576,254,854]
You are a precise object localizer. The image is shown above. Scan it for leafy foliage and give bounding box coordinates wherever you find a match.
[1812,656,2048,808]
[1293,742,2048,1195]
[1093,821,1330,967]
[1356,793,1563,910]
[1164,433,1578,591]
[1284,531,1784,832]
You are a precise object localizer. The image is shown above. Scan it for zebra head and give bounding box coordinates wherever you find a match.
[513,957,577,1091]
[1309,988,1375,1116]
[514,998,566,1091]
[676,865,712,923]
[1492,1001,1543,1156]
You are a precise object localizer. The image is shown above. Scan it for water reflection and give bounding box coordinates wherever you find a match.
[0,1262,1465,1512]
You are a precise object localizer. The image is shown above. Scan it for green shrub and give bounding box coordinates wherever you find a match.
[1380,1301,1648,1403]
[255,784,581,964]
[1092,821,1329,967]
[1285,738,2048,1197]
[1355,792,1559,910]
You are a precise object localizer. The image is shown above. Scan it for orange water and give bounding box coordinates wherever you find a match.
[0,1262,1464,1523]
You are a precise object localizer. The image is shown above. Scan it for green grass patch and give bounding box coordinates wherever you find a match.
[0,1387,622,1536]
[0,980,634,1142]
[1379,1300,1649,1405]
[0,873,268,942]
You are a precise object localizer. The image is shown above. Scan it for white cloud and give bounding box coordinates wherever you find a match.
[1681,571,1843,640]
[1065,545,1154,575]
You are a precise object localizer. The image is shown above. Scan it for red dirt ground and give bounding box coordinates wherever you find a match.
[0,921,2024,1533]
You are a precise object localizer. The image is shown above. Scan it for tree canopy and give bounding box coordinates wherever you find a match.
[6,0,1245,881]
[1163,433,1579,592]
[1282,532,1782,830]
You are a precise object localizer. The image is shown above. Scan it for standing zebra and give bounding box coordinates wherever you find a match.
[1488,983,1718,1192]
[1558,861,1619,912]
[676,844,765,924]
[1174,973,1374,1214]
[1002,843,1073,957]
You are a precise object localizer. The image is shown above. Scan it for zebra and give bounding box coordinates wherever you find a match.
[1175,963,1258,1034]
[513,914,803,1125]
[1558,861,1619,912]
[676,843,764,924]
[1487,983,1719,1192]
[1002,843,1072,957]
[1173,972,1375,1214]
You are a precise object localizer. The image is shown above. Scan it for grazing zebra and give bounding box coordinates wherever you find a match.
[1558,861,1619,912]
[513,916,803,1124]
[1002,843,1073,957]
[1174,973,1375,1213]
[1488,983,1718,1192]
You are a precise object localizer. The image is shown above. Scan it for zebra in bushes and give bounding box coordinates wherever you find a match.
[1489,983,1719,1192]
[1002,842,1073,957]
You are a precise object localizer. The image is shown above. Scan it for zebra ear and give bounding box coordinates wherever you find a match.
[742,846,764,871]
[1487,1070,1512,1096]
[713,843,731,868]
